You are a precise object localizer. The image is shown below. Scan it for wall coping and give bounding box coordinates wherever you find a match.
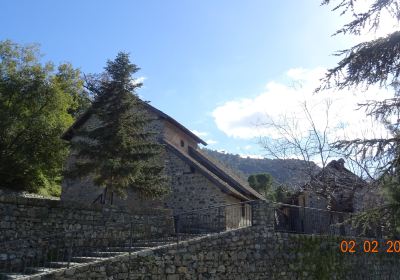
[0,192,172,216]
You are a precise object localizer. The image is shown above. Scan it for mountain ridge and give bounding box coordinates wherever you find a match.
[201,149,320,190]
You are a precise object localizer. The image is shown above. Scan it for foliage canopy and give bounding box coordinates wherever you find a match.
[321,0,400,236]
[0,40,87,195]
[248,173,273,196]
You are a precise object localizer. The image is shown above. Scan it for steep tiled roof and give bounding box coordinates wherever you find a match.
[188,147,265,200]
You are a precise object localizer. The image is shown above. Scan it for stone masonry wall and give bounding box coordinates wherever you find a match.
[44,200,400,280]
[61,103,244,216]
[164,150,240,215]
[61,110,166,210]
[164,150,245,232]
[0,194,174,268]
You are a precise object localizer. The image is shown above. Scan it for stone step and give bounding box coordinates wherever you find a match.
[0,272,33,280]
[0,265,68,279]
[70,256,104,263]
[85,251,125,258]
[131,241,174,247]
[0,235,208,279]
[0,266,61,280]
[177,233,208,239]
[100,246,150,252]
[39,262,81,269]
[131,234,205,245]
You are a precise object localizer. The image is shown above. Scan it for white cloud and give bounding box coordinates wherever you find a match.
[190,130,217,145]
[212,67,393,142]
[238,153,264,159]
[206,139,218,145]
[131,76,147,86]
[191,130,208,137]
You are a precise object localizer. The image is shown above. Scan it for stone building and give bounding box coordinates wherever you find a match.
[298,159,368,212]
[277,159,372,234]
[61,100,264,231]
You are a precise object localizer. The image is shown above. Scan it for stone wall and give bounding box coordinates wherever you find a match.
[0,194,174,268]
[43,226,400,279]
[0,194,173,242]
[60,103,244,217]
[61,175,165,210]
[164,150,247,232]
[164,150,240,214]
[43,200,400,279]
[61,110,166,209]
[62,144,241,221]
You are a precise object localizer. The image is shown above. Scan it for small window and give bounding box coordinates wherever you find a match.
[190,166,195,173]
[180,140,185,147]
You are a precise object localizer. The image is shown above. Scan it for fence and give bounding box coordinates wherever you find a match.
[0,215,174,279]
[170,200,379,238]
[3,199,385,278]
[0,201,255,279]
[174,201,253,236]
[272,202,383,238]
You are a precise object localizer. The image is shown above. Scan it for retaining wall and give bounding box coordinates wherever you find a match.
[43,200,400,280]
[0,193,174,268]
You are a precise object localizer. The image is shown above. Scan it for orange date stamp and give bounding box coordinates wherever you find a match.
[340,240,400,253]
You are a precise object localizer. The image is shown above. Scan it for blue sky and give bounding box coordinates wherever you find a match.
[2,1,395,158]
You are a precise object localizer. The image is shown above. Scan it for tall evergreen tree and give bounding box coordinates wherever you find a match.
[321,0,400,236]
[66,52,169,200]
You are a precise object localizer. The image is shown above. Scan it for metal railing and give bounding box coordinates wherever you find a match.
[0,215,175,279]
[0,201,256,278]
[92,188,114,205]
[174,201,253,239]
[271,202,382,238]
[1,199,387,278]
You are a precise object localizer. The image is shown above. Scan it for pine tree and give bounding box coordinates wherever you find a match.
[66,52,169,200]
[321,0,400,236]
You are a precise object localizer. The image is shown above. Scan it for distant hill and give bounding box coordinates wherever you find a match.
[201,149,320,190]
